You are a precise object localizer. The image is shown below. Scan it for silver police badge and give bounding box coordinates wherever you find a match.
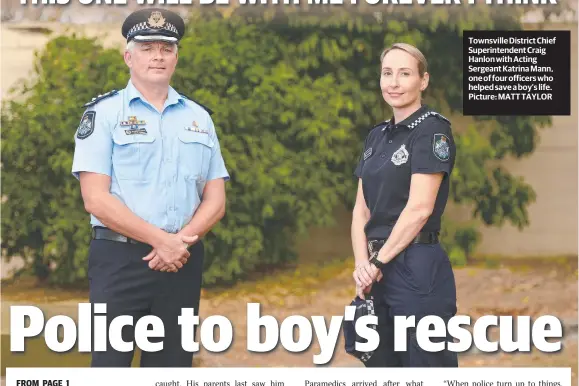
[433,133,450,161]
[76,111,95,140]
[391,144,409,166]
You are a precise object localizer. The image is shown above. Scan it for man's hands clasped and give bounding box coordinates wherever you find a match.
[143,233,199,273]
[353,260,383,300]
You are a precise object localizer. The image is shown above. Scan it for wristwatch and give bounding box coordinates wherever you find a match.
[369,256,384,269]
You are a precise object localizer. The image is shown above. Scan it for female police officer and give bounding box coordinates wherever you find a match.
[351,43,458,367]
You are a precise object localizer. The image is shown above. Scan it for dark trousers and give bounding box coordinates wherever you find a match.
[364,242,458,367]
[87,239,204,367]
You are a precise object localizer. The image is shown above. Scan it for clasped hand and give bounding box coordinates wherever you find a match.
[352,261,383,299]
[142,233,199,272]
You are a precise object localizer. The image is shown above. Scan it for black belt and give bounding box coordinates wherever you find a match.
[411,231,439,244]
[370,231,439,247]
[92,227,145,245]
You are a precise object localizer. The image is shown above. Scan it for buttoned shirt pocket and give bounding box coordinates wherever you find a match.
[178,130,214,181]
[112,131,156,181]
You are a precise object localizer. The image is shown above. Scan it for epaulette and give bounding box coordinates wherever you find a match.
[431,111,451,125]
[407,111,450,130]
[82,90,118,108]
[180,94,214,116]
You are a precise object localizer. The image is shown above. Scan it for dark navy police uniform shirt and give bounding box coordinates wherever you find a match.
[354,105,456,240]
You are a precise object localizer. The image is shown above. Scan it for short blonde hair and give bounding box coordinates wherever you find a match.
[380,43,428,78]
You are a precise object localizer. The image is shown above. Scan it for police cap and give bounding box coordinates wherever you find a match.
[122,8,185,43]
[343,295,388,364]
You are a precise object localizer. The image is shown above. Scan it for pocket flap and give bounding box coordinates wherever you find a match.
[113,130,156,145]
[178,130,214,148]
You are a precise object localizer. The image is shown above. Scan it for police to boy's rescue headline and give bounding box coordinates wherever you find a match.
[11,303,563,365]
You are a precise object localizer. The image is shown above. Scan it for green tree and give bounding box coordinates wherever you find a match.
[223,7,551,264]
[173,17,362,281]
[1,35,128,284]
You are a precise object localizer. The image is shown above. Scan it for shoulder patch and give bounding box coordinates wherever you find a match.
[82,90,118,108]
[433,133,451,161]
[180,94,214,115]
[76,111,96,140]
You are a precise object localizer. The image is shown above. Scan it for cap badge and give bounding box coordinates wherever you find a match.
[147,11,166,28]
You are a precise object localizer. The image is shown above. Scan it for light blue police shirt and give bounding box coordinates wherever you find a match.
[71,80,230,233]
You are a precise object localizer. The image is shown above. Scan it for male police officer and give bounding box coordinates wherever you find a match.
[72,8,229,367]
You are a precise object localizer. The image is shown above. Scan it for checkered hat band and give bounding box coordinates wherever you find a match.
[127,21,179,37]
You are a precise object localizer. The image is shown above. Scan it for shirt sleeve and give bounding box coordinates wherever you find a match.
[410,119,455,176]
[206,117,230,182]
[71,106,113,180]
